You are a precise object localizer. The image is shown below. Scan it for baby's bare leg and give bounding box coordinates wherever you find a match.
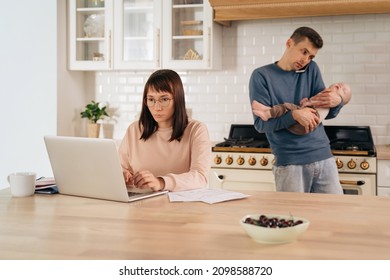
[252,100,272,121]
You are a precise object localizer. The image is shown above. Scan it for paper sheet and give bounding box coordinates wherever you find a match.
[168,188,250,204]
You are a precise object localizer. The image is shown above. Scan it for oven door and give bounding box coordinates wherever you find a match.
[339,173,376,196]
[209,168,275,192]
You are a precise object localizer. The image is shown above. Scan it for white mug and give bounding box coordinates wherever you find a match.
[7,172,36,197]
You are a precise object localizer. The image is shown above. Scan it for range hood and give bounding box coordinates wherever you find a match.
[209,0,390,26]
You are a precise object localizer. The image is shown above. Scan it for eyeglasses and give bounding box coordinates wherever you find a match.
[145,97,173,108]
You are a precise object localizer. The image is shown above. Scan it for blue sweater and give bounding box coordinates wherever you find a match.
[249,61,343,166]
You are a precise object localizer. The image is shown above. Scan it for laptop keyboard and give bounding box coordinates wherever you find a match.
[128,192,141,197]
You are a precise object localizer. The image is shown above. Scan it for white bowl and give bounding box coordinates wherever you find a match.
[240,214,310,244]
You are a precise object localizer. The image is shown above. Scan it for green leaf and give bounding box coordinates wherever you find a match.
[80,100,110,123]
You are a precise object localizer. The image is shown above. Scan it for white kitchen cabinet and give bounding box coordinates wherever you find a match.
[68,0,113,70]
[162,0,222,70]
[377,160,390,197]
[68,0,221,71]
[114,0,162,69]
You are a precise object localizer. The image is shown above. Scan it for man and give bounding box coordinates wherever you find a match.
[249,26,344,194]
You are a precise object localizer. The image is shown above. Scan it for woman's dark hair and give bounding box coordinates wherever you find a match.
[139,69,189,142]
[290,26,323,49]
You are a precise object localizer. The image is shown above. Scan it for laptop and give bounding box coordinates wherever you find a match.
[44,135,168,202]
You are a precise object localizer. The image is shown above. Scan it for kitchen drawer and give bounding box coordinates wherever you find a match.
[378,160,390,187]
[209,168,275,192]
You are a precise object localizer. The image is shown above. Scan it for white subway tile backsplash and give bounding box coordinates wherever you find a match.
[354,74,376,83]
[364,64,387,74]
[95,15,390,144]
[377,95,390,106]
[354,54,376,64]
[367,105,388,115]
[354,32,377,43]
[356,115,378,126]
[365,85,388,95]
[376,31,390,42]
[332,33,354,43]
[375,74,390,83]
[377,116,390,125]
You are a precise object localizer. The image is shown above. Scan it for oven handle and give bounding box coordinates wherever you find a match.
[340,180,365,186]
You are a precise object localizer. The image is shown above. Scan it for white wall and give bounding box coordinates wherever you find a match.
[95,14,390,145]
[0,0,57,189]
[57,0,95,137]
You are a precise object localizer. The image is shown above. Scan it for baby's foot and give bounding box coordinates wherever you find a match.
[252,100,272,121]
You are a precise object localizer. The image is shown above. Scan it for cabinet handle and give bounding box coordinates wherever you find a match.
[156,28,161,68]
[340,180,365,186]
[109,30,112,69]
[207,27,211,68]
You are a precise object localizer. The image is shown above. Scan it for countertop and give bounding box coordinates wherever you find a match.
[376,145,390,160]
[1,188,390,260]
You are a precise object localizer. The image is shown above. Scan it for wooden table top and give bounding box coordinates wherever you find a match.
[1,188,390,260]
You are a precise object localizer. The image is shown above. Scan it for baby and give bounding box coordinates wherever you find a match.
[252,83,351,135]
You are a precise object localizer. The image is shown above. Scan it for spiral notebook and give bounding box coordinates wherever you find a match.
[44,136,168,202]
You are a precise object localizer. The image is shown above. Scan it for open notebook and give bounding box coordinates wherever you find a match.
[44,136,168,202]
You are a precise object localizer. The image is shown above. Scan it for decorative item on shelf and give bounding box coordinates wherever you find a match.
[87,0,105,8]
[184,0,203,4]
[182,29,203,36]
[183,48,201,60]
[93,52,104,61]
[83,14,105,38]
[80,101,109,138]
[180,20,203,36]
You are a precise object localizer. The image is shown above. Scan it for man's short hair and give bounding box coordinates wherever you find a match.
[290,26,323,49]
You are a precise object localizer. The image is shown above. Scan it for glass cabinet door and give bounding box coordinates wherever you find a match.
[69,0,112,70]
[172,0,204,61]
[114,0,161,69]
[163,0,220,70]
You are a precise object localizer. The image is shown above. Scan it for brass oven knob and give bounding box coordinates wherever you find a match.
[336,158,343,169]
[360,160,369,170]
[248,156,256,166]
[226,155,233,165]
[237,156,245,165]
[260,156,268,166]
[214,155,222,165]
[347,159,356,169]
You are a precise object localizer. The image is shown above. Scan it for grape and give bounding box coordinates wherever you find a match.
[244,214,303,228]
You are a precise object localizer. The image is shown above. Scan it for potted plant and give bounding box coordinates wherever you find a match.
[80,100,109,138]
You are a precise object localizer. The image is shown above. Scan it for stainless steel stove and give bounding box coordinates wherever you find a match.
[210,124,377,195]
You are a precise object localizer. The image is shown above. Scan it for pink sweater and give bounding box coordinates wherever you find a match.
[118,119,211,192]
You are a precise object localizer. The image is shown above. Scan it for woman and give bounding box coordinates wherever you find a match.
[118,69,211,192]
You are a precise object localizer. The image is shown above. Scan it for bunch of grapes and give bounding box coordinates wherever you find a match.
[244,214,303,228]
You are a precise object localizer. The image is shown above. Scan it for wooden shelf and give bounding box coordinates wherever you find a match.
[209,0,390,26]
